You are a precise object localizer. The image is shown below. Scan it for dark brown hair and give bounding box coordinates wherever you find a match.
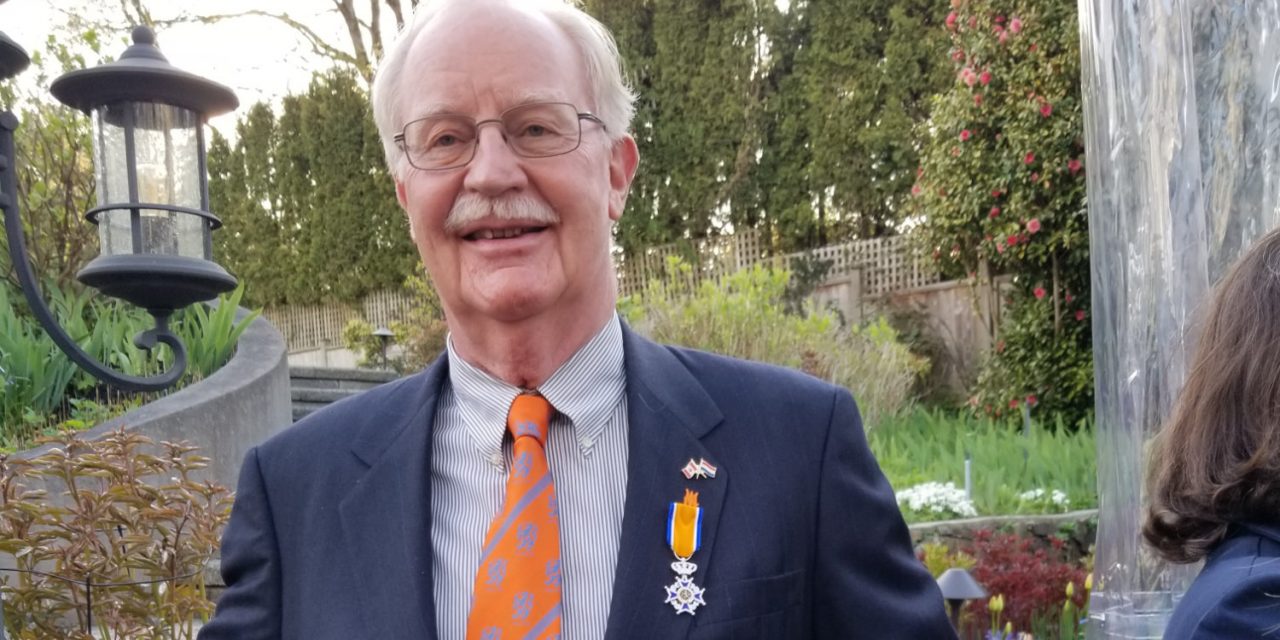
[1144,226,1280,563]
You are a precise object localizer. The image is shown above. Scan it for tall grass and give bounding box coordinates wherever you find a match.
[869,408,1096,521]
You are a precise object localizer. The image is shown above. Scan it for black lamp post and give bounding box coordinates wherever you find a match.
[372,326,394,369]
[0,24,239,392]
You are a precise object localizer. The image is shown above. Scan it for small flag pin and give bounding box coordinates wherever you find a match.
[681,458,717,479]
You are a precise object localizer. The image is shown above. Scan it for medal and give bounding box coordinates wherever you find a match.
[664,489,707,614]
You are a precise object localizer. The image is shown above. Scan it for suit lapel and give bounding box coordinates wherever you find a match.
[338,356,449,640]
[606,329,727,640]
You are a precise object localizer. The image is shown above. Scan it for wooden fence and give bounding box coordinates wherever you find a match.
[268,232,941,353]
[264,289,422,354]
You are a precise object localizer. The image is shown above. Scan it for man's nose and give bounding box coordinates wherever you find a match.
[464,124,528,197]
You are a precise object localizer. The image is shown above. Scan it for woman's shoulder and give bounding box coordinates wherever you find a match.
[1162,525,1280,639]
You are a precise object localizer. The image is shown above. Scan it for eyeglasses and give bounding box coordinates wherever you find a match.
[394,101,606,171]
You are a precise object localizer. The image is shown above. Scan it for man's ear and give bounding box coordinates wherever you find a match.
[395,178,409,210]
[608,135,640,222]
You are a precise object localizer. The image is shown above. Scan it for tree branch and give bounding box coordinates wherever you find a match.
[178,11,371,82]
[333,0,373,82]
[385,0,406,31]
[369,0,384,62]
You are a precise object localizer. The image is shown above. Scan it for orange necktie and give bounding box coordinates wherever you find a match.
[466,393,562,640]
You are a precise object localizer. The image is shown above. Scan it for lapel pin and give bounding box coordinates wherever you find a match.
[664,489,707,615]
[681,458,717,479]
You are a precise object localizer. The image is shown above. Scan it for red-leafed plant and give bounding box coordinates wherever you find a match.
[961,529,1088,635]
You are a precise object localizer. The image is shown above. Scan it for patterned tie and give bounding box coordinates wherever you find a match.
[467,393,562,640]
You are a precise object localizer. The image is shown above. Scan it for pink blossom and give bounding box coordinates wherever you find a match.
[1027,218,1041,233]
[995,15,1006,24]
[968,15,978,29]
[1009,398,1020,409]
[989,206,1001,219]
[998,31,1009,45]
[1029,42,1038,52]
[1065,292,1074,303]
[1034,286,1047,299]
[974,94,984,106]
[1075,309,1086,321]
[1031,172,1039,182]
[961,68,977,87]
[946,12,958,29]
[996,241,1006,254]
[1009,17,1023,33]
[979,70,992,86]
[1068,158,1083,174]
[960,129,972,141]
[1040,103,1053,117]
[911,184,922,196]
[1007,234,1019,247]
[952,49,966,62]
[1026,394,1038,407]
[1024,152,1036,165]
[991,189,1002,198]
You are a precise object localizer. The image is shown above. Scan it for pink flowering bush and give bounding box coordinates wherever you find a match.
[911,0,1091,426]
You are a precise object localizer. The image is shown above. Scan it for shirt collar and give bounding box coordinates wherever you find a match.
[447,314,626,460]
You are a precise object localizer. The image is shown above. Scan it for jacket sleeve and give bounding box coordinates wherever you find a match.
[198,447,283,640]
[812,389,957,639]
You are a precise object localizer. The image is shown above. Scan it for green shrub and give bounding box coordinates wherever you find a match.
[870,409,1095,522]
[0,428,231,639]
[342,276,448,375]
[620,258,927,429]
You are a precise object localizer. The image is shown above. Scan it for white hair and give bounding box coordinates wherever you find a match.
[370,0,637,179]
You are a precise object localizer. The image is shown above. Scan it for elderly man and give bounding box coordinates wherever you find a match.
[200,0,954,638]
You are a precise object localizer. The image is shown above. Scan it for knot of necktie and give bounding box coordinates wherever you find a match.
[507,393,552,446]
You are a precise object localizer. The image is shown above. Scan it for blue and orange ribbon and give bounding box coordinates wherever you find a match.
[666,489,702,559]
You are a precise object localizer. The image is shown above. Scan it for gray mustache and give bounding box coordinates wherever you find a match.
[444,194,559,233]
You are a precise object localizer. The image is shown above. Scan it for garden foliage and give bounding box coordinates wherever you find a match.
[912,0,1092,425]
[342,274,448,374]
[207,68,418,308]
[0,428,231,639]
[870,409,1095,521]
[921,530,1091,639]
[0,33,102,289]
[0,282,258,451]
[621,258,926,429]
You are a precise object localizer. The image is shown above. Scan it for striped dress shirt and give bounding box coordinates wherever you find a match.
[431,315,629,640]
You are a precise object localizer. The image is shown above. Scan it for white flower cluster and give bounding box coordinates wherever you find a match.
[1018,488,1070,509]
[895,481,979,518]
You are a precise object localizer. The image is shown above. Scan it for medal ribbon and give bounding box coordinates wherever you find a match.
[666,489,702,559]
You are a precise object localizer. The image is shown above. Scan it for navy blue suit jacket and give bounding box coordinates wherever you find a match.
[199,327,953,639]
[1162,523,1280,639]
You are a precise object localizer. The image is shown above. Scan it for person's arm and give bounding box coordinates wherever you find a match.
[812,389,957,639]
[198,447,283,640]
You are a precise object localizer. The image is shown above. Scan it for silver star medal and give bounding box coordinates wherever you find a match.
[664,559,706,614]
